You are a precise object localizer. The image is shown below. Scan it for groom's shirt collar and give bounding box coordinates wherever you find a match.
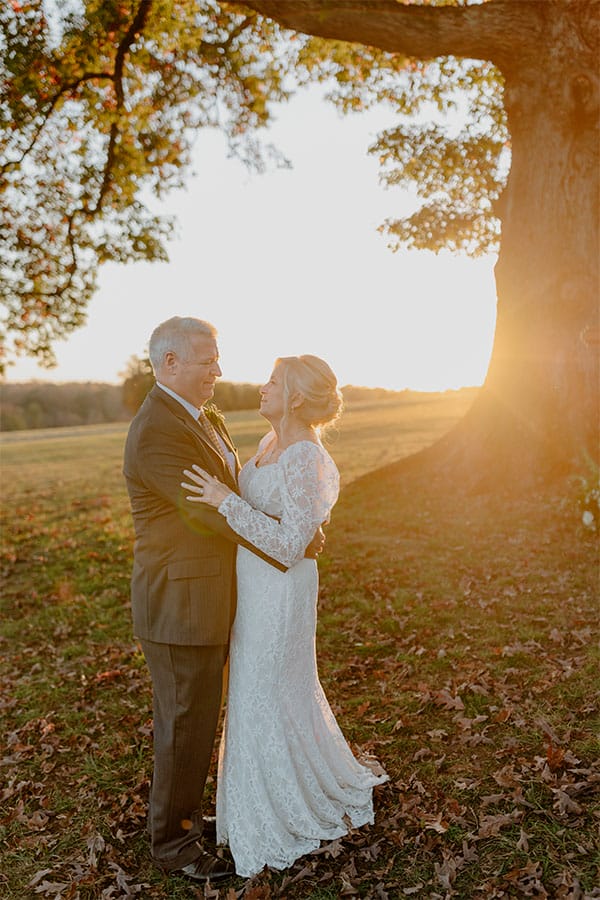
[156,381,201,421]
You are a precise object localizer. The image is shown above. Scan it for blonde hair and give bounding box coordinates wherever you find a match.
[275,355,343,433]
[149,316,217,373]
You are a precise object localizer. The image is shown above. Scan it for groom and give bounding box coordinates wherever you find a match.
[123,316,305,883]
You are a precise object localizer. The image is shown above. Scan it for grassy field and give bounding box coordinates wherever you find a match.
[1,391,598,899]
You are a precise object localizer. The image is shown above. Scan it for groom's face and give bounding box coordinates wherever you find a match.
[173,334,222,407]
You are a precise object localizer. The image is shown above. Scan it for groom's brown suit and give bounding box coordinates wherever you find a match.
[123,385,284,870]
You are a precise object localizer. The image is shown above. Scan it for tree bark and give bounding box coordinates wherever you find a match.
[478,0,600,481]
[243,0,542,65]
[244,0,600,484]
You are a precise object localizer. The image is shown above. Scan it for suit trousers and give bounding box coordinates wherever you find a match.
[140,640,227,869]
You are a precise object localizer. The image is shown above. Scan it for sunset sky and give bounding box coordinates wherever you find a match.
[5,85,498,392]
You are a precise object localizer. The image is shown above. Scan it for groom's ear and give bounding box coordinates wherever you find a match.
[164,350,177,371]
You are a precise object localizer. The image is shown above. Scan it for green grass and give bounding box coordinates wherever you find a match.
[1,392,598,899]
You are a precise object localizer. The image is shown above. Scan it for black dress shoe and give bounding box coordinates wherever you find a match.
[202,815,217,844]
[177,849,235,883]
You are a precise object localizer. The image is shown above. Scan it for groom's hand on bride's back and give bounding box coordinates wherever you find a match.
[305,524,327,559]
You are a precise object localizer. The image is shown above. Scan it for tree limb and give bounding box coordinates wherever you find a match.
[240,0,545,68]
[0,72,114,175]
[1,2,153,181]
[90,0,154,213]
[113,0,153,105]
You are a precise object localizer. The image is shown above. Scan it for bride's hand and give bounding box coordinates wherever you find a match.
[181,465,232,509]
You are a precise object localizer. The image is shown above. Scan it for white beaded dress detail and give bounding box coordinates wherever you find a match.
[215,435,388,878]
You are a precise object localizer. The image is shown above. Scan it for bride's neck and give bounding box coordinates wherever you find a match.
[273,421,316,449]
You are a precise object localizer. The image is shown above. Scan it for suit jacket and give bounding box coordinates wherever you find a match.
[123,385,285,646]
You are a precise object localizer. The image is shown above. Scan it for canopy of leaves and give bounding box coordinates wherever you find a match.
[0,0,294,369]
[1,0,507,372]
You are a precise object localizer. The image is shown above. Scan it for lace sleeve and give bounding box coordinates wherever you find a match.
[218,442,340,568]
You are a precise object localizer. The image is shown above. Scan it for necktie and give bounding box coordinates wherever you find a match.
[198,408,236,477]
[198,408,225,456]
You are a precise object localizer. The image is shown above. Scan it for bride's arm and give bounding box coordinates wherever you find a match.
[135,426,288,572]
[180,428,275,509]
[182,444,338,568]
[182,466,234,507]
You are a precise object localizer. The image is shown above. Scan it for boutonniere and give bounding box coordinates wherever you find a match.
[204,402,226,431]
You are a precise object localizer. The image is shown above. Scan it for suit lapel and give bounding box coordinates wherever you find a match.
[150,386,238,488]
[192,423,239,488]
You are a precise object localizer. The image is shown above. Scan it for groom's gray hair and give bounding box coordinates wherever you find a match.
[149,316,217,372]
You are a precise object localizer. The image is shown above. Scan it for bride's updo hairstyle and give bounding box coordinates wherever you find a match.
[276,355,343,433]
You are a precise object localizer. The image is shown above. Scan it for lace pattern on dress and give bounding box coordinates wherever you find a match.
[215,436,388,878]
[218,440,339,567]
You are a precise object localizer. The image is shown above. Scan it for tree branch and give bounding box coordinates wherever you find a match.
[2,2,153,179]
[240,0,546,68]
[224,13,258,48]
[113,0,153,104]
[0,72,114,175]
[90,0,154,212]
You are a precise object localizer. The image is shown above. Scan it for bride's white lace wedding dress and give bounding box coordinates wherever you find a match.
[214,434,388,878]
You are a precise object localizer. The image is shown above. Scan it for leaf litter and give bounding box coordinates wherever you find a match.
[1,463,599,898]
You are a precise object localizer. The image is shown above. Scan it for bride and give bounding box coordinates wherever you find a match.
[182,354,388,878]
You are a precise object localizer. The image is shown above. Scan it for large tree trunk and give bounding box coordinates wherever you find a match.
[245,0,600,484]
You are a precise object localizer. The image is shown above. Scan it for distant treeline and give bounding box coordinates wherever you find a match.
[0,380,262,431]
[0,382,129,431]
[0,380,476,432]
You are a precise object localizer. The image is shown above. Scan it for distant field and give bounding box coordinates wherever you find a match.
[0,389,477,497]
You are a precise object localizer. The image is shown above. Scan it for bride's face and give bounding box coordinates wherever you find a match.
[259,367,285,424]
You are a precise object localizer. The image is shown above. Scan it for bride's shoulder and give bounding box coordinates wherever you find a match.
[283,440,337,469]
[281,442,339,503]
